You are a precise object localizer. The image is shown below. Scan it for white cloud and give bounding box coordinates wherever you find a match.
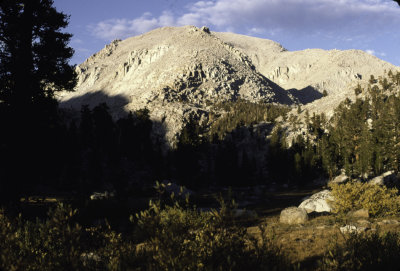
[90,0,400,41]
[365,49,387,57]
[89,11,177,40]
[177,0,400,35]
[366,49,375,55]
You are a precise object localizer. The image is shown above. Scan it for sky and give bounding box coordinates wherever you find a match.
[53,0,400,66]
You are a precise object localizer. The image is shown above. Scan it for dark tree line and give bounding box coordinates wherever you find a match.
[61,104,162,194]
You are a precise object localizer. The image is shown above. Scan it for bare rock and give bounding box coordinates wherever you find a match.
[340,225,367,234]
[89,190,115,200]
[329,171,349,185]
[298,190,333,213]
[369,171,398,186]
[280,207,308,224]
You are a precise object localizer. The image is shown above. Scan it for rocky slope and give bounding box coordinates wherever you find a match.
[215,32,399,117]
[59,26,399,145]
[59,26,293,144]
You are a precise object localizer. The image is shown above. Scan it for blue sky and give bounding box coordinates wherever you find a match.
[53,0,400,66]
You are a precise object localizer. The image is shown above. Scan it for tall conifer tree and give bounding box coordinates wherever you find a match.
[0,0,76,203]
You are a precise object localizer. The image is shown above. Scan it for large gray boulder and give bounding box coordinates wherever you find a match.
[368,171,398,186]
[280,207,308,224]
[298,190,333,213]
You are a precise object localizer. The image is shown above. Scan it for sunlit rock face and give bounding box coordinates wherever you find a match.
[59,26,399,146]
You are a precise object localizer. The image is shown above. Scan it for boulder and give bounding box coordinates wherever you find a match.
[347,208,369,219]
[329,172,349,185]
[280,207,308,224]
[298,190,333,213]
[89,190,115,200]
[368,171,398,186]
[340,225,367,234]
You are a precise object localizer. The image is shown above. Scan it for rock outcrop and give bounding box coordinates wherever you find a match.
[298,190,333,213]
[329,172,349,185]
[217,32,399,117]
[368,171,398,186]
[280,207,308,224]
[340,224,367,234]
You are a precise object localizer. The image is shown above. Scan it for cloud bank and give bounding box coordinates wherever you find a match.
[89,0,400,41]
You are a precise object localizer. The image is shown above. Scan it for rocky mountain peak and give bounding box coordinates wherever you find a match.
[59,26,399,146]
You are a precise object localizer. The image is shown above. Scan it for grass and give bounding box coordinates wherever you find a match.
[248,213,400,270]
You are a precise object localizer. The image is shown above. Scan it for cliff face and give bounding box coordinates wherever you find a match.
[59,26,399,145]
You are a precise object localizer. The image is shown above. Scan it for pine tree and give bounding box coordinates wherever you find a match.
[0,0,76,203]
[0,0,76,109]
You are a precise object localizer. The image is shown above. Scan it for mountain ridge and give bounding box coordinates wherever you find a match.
[59,25,400,145]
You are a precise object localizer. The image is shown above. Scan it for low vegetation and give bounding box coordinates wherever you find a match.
[320,231,400,271]
[0,196,291,271]
[209,99,290,140]
[330,181,400,217]
[2,180,400,270]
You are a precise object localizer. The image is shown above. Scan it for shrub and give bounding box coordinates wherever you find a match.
[0,204,83,271]
[0,203,131,271]
[133,192,291,270]
[329,181,400,217]
[320,231,400,271]
[0,190,293,270]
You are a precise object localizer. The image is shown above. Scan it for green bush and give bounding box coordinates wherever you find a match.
[133,190,291,270]
[0,204,131,271]
[0,204,83,271]
[329,181,400,217]
[320,231,400,271]
[0,191,293,270]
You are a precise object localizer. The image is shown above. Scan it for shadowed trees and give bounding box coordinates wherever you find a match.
[0,0,75,108]
[0,0,76,203]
